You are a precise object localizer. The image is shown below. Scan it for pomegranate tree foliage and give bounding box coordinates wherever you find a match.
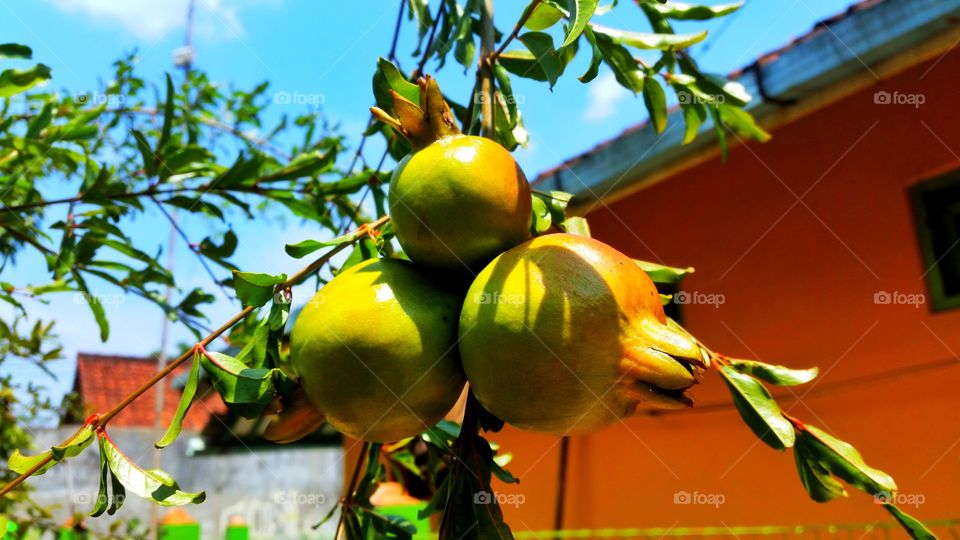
[0,1,935,539]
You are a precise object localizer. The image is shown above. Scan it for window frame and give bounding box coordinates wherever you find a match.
[910,171,960,311]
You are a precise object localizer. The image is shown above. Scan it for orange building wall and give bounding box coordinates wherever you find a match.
[489,50,960,531]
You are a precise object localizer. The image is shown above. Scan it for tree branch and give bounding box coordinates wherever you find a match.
[479,0,497,139]
[492,0,541,60]
[0,216,390,498]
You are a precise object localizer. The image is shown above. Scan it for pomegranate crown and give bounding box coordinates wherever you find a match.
[370,75,461,149]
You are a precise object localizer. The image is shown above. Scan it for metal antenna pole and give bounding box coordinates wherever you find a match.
[152,1,196,536]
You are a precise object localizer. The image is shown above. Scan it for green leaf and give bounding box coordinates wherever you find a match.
[284,226,370,259]
[373,57,420,112]
[592,24,707,50]
[530,194,552,235]
[160,145,214,180]
[634,260,694,285]
[523,1,565,31]
[340,237,380,272]
[645,1,744,20]
[883,504,937,540]
[260,150,335,182]
[718,103,771,142]
[696,72,752,106]
[197,230,238,261]
[8,449,52,476]
[26,102,53,139]
[71,270,109,341]
[90,438,111,517]
[131,130,157,176]
[200,350,275,406]
[232,271,286,308]
[579,28,603,83]
[679,101,706,144]
[0,63,52,97]
[499,32,564,88]
[362,507,417,539]
[493,64,519,125]
[560,0,600,48]
[643,76,668,133]
[451,0,478,70]
[720,366,795,450]
[794,445,847,503]
[0,43,32,59]
[561,216,592,237]
[100,432,205,506]
[797,424,897,496]
[591,30,644,92]
[435,434,515,539]
[50,424,96,461]
[157,73,175,156]
[156,351,201,448]
[107,465,125,515]
[728,359,818,386]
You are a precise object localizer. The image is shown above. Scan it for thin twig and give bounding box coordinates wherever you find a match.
[0,216,390,499]
[413,1,447,78]
[151,197,234,301]
[335,441,372,540]
[2,181,313,214]
[492,0,542,60]
[479,0,497,139]
[388,0,406,61]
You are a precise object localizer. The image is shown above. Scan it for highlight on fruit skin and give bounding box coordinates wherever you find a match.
[290,258,466,443]
[458,233,706,436]
[372,76,532,274]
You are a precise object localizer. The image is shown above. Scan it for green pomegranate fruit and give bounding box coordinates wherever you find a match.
[372,76,531,274]
[458,233,707,436]
[290,258,465,442]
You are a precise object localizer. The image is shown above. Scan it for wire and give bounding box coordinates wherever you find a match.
[694,2,747,59]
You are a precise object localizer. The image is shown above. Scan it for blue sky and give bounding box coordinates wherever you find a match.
[0,0,854,409]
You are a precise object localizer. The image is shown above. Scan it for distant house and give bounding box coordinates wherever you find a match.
[27,353,345,539]
[66,353,225,430]
[486,0,960,535]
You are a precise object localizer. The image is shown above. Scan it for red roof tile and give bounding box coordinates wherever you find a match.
[73,353,226,430]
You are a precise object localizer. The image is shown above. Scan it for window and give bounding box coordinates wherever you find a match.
[911,171,960,311]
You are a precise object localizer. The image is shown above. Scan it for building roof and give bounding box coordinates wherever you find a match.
[534,0,960,207]
[71,353,225,430]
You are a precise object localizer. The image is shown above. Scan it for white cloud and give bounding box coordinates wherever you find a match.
[584,71,630,122]
[45,0,251,41]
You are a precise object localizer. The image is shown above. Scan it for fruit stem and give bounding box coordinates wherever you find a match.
[336,440,372,539]
[478,0,496,139]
